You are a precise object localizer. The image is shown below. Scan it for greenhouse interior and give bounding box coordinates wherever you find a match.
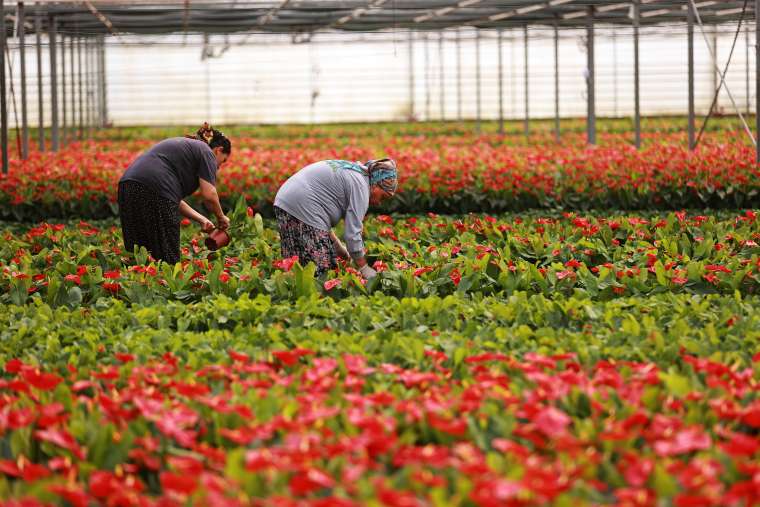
[1,1,760,506]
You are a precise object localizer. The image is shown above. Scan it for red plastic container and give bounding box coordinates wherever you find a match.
[205,229,230,250]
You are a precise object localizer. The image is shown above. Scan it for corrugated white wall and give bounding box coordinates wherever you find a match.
[3,24,757,127]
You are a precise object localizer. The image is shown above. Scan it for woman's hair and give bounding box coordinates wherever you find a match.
[187,122,232,154]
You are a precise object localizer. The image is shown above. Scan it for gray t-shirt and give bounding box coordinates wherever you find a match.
[120,137,218,203]
[274,160,370,257]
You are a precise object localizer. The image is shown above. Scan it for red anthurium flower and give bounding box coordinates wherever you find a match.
[289,468,335,496]
[323,279,341,291]
[449,268,462,286]
[653,427,711,456]
[48,484,88,507]
[533,406,572,437]
[5,358,24,373]
[470,478,522,506]
[228,350,250,363]
[273,256,299,272]
[160,471,198,496]
[102,282,120,293]
[35,427,86,460]
[21,368,63,391]
[103,270,121,279]
[64,274,81,285]
[465,352,510,364]
[6,408,36,429]
[741,401,760,428]
[114,352,135,363]
[272,348,314,367]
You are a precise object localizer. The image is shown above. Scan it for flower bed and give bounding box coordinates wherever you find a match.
[1,130,758,221]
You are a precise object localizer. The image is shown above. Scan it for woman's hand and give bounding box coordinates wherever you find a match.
[359,264,378,279]
[217,214,231,231]
[329,231,350,259]
[200,217,215,233]
[332,237,350,259]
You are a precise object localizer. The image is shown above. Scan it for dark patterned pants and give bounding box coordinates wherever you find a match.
[118,180,181,264]
[274,206,336,276]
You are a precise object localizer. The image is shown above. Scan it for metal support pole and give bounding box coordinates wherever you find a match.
[18,1,29,159]
[77,36,82,139]
[86,37,92,139]
[456,28,462,121]
[424,34,430,121]
[69,32,74,140]
[612,29,618,116]
[35,9,43,150]
[475,29,481,133]
[633,0,641,149]
[61,34,66,145]
[688,2,695,151]
[498,28,504,135]
[712,25,719,112]
[586,7,596,145]
[746,24,751,115]
[554,21,560,143]
[756,0,759,162]
[438,31,444,120]
[408,31,414,121]
[98,35,106,127]
[523,25,529,138]
[1,0,8,173]
[48,14,58,151]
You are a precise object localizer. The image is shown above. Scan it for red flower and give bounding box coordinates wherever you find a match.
[35,427,86,460]
[533,406,572,437]
[5,358,24,373]
[289,468,335,496]
[653,427,711,456]
[22,368,63,391]
[272,348,314,366]
[160,471,198,495]
[413,266,433,277]
[64,274,81,285]
[324,278,341,291]
[273,255,299,272]
[228,350,250,363]
[48,485,88,507]
[103,270,121,279]
[114,352,135,363]
[449,268,461,286]
[102,282,120,293]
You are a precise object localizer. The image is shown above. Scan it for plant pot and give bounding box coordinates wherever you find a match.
[205,229,230,251]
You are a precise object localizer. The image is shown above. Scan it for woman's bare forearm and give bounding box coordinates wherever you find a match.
[179,200,208,223]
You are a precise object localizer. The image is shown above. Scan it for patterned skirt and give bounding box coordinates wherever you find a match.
[117,180,181,264]
[274,206,336,276]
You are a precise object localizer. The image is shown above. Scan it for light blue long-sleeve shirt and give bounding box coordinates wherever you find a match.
[274,160,370,257]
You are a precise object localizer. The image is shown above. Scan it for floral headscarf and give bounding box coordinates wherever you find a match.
[365,158,398,195]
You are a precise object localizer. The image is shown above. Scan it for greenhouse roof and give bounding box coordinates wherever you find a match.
[1,1,755,37]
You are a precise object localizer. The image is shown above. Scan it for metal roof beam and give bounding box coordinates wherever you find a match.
[462,0,579,25]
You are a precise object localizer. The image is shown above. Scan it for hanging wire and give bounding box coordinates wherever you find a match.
[689,0,756,148]
[694,0,750,148]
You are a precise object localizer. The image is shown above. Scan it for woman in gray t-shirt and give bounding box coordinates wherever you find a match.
[273,158,398,278]
[117,124,231,264]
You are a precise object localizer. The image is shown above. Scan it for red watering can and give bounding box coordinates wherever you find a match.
[205,229,231,251]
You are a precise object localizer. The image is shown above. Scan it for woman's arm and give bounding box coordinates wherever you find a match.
[179,200,214,232]
[329,231,350,259]
[199,179,230,230]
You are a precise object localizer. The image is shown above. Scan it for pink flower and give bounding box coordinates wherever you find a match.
[324,279,341,291]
